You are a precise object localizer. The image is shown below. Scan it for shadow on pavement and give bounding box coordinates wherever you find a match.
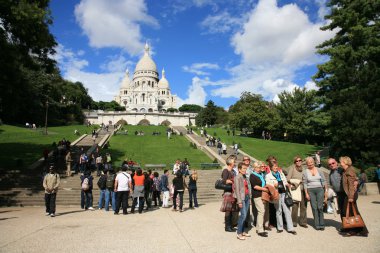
[57,210,86,216]
[0,217,18,221]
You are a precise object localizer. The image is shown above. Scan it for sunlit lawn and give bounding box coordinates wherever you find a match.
[0,124,94,169]
[194,127,319,167]
[108,125,212,168]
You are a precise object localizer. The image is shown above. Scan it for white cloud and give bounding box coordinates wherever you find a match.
[182,62,220,76]
[304,80,318,91]
[176,77,208,106]
[74,0,159,55]
[200,11,243,34]
[54,44,131,102]
[209,0,335,101]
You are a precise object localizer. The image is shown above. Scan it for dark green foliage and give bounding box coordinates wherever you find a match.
[92,100,124,111]
[167,107,178,112]
[313,0,380,164]
[179,104,202,112]
[196,100,226,126]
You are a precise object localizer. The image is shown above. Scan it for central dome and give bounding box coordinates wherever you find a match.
[134,43,157,73]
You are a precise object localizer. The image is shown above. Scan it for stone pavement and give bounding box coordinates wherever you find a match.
[0,195,379,253]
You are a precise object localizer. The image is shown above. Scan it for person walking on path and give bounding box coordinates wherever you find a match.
[97,170,107,210]
[160,170,170,208]
[43,165,60,217]
[80,170,94,210]
[114,167,132,215]
[172,171,185,212]
[188,170,198,208]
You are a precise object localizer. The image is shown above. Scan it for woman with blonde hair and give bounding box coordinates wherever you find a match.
[188,170,199,208]
[339,156,369,237]
[303,157,327,230]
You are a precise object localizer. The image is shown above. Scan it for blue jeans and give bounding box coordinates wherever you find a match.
[308,187,325,229]
[81,190,93,209]
[237,195,250,234]
[98,189,106,209]
[189,189,198,207]
[105,189,116,211]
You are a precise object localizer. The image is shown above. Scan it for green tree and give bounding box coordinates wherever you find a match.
[196,100,219,126]
[276,87,330,143]
[313,0,380,163]
[229,92,279,134]
[178,104,203,112]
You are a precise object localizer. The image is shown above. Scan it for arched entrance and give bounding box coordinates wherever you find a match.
[161,120,171,126]
[138,119,150,126]
[116,119,128,125]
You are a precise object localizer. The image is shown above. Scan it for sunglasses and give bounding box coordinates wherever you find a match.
[328,162,336,166]
[295,160,302,162]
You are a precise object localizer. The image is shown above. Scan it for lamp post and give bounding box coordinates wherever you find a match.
[44,100,49,135]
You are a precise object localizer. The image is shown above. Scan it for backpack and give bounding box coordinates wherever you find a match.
[97,175,107,190]
[106,174,116,189]
[180,162,189,176]
[82,178,90,191]
[153,177,161,191]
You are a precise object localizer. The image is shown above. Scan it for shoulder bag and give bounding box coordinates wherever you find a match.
[342,202,365,229]
[215,178,232,191]
[284,188,294,207]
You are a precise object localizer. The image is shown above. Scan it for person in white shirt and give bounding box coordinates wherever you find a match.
[173,159,181,175]
[114,167,132,215]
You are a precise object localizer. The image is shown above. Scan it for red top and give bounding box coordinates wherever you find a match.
[244,179,249,195]
[134,175,145,186]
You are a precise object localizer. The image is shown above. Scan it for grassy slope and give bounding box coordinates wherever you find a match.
[0,124,93,169]
[195,127,319,167]
[108,125,212,168]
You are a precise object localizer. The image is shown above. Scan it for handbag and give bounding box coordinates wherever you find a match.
[342,202,365,229]
[284,189,294,207]
[215,178,232,191]
[289,179,302,202]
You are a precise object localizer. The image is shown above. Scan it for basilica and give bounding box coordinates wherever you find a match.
[114,43,177,112]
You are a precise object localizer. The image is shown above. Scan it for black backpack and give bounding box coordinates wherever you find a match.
[97,175,107,190]
[106,174,116,189]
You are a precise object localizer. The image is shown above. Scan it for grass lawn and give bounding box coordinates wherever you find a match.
[0,124,95,169]
[108,125,212,168]
[194,127,320,167]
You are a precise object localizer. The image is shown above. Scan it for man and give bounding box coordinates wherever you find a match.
[95,154,103,177]
[80,170,94,210]
[160,170,170,207]
[328,158,345,217]
[43,165,60,217]
[114,167,132,215]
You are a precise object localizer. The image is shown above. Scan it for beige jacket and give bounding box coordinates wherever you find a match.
[43,173,60,194]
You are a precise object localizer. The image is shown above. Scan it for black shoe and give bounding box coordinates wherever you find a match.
[300,224,308,228]
[357,232,368,237]
[264,226,272,231]
[319,228,325,231]
[277,230,283,233]
[225,227,234,232]
[258,232,268,237]
[293,224,298,227]
[114,212,119,215]
[289,231,297,235]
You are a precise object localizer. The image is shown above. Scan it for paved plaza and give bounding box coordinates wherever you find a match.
[0,195,379,253]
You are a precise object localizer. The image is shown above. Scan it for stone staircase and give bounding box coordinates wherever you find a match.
[0,169,224,207]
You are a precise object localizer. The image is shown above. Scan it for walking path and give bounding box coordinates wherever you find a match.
[0,195,378,253]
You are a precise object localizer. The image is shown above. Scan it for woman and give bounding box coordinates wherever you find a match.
[234,162,251,240]
[250,161,269,237]
[152,172,161,207]
[339,156,369,237]
[303,157,327,230]
[265,161,296,234]
[188,170,198,208]
[221,156,236,232]
[287,156,308,228]
[172,171,185,212]
[131,168,145,213]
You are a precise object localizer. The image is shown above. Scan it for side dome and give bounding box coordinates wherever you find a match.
[135,43,157,73]
[158,68,169,88]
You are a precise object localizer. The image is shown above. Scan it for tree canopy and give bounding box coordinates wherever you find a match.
[178,104,203,113]
[313,0,380,163]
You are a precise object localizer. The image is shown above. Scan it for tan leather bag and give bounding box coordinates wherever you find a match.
[342,202,365,229]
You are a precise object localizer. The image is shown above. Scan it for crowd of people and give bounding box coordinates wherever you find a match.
[219,154,369,240]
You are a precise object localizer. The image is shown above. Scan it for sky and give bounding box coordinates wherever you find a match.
[50,0,336,109]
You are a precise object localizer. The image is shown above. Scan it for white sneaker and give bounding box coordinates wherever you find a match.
[50,213,55,217]
[45,212,50,216]
[88,207,95,211]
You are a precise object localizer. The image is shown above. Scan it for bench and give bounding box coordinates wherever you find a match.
[200,163,221,169]
[144,164,167,170]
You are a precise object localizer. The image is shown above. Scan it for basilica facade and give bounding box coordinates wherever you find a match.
[114,43,177,112]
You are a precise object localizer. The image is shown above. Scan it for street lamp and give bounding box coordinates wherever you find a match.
[45,100,49,135]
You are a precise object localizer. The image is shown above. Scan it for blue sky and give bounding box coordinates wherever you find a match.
[50,0,335,108]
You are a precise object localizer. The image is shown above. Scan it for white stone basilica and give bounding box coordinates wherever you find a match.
[86,43,196,126]
[114,43,177,112]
